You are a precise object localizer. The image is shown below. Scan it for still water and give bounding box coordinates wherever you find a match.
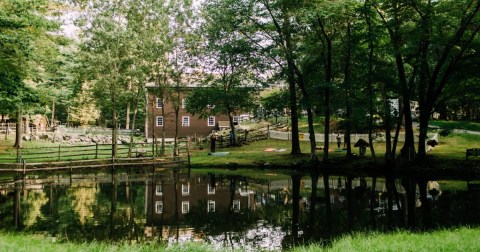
[0,168,479,251]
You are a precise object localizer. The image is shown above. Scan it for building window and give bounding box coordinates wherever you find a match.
[182,201,189,214]
[207,104,215,109]
[208,200,215,212]
[233,200,240,212]
[208,184,215,195]
[156,116,164,127]
[155,184,163,196]
[156,98,163,108]
[208,116,215,127]
[233,116,238,123]
[181,98,187,109]
[182,183,190,196]
[155,201,163,214]
[182,116,190,127]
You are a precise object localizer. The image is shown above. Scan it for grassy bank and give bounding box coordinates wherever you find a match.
[189,132,480,167]
[314,227,480,252]
[429,120,480,132]
[2,227,479,251]
[1,129,479,168]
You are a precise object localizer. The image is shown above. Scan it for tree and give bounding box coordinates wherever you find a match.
[0,0,62,148]
[261,89,289,124]
[187,0,261,146]
[375,0,480,159]
[77,0,140,158]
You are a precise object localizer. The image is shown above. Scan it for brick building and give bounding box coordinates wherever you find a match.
[145,82,229,140]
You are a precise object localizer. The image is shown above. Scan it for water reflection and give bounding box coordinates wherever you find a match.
[0,169,479,251]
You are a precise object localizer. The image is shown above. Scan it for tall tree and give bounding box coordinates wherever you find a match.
[0,0,62,148]
[187,0,261,146]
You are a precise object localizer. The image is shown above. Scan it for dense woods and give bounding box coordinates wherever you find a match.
[1,0,479,162]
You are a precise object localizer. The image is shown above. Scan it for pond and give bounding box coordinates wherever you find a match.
[0,167,479,251]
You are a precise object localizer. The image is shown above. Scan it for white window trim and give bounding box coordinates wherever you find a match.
[182,183,190,196]
[233,200,240,212]
[207,104,215,109]
[208,116,215,127]
[182,201,189,214]
[156,116,164,127]
[208,200,215,212]
[208,184,215,195]
[156,98,163,108]
[182,116,190,127]
[155,184,163,196]
[155,201,163,214]
[181,98,187,109]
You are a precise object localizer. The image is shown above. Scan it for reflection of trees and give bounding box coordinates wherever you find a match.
[0,193,14,228]
[23,190,48,228]
[69,183,97,225]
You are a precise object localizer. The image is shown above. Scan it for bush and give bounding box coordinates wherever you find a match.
[439,127,454,136]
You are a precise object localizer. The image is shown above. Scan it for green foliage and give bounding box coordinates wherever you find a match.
[261,89,289,118]
[0,0,62,117]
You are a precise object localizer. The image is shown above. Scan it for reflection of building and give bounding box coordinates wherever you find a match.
[145,173,255,237]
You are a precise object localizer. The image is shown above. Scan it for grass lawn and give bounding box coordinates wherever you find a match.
[2,227,479,252]
[429,120,480,132]
[1,127,479,167]
[189,130,480,167]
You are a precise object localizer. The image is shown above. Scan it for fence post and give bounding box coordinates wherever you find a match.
[95,143,99,159]
[267,124,270,139]
[58,144,61,161]
[220,135,223,148]
[22,158,26,176]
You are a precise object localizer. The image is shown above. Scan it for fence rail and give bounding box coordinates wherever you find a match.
[268,130,407,143]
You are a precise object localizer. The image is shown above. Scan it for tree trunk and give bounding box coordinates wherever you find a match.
[365,0,377,164]
[174,106,179,157]
[344,21,352,157]
[288,77,301,156]
[418,179,432,229]
[126,102,130,130]
[25,116,30,135]
[51,99,55,127]
[317,16,333,162]
[291,174,301,243]
[381,86,393,163]
[346,176,354,230]
[308,172,318,236]
[402,178,417,230]
[161,103,166,156]
[369,176,377,229]
[322,172,332,235]
[228,113,237,146]
[112,99,118,159]
[128,87,142,157]
[13,109,22,148]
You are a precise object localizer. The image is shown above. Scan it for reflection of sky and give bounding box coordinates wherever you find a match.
[206,224,285,251]
[161,223,286,251]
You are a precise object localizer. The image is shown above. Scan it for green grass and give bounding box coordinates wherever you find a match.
[429,120,480,132]
[2,127,480,166]
[427,133,480,160]
[321,227,480,252]
[190,168,292,179]
[2,227,480,252]
[0,232,217,252]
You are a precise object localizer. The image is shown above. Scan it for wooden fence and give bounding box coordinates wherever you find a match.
[0,139,191,173]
